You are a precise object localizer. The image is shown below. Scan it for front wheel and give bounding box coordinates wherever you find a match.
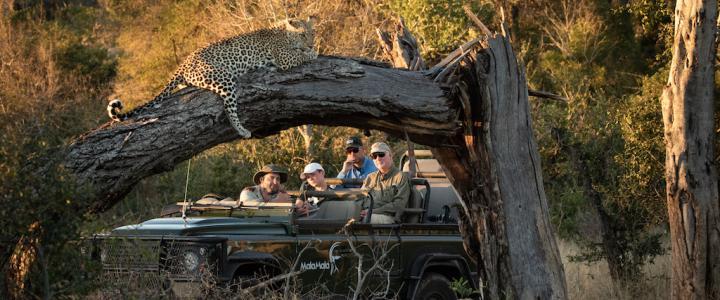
[415,272,457,300]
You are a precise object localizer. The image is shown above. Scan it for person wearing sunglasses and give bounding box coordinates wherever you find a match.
[336,136,377,188]
[360,142,411,224]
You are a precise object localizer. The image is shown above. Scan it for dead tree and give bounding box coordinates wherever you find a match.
[56,33,567,298]
[661,0,720,298]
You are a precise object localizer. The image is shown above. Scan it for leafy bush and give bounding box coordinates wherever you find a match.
[55,42,117,85]
[450,277,479,298]
[0,3,115,297]
[381,0,493,63]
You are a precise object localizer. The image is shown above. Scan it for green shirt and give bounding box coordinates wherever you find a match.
[362,166,411,218]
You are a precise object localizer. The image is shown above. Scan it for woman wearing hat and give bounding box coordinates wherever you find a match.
[239,164,292,203]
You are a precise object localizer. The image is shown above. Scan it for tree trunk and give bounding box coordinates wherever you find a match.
[297,125,314,160]
[378,20,565,298]
[430,36,566,299]
[63,38,566,298]
[662,0,720,299]
[4,221,40,299]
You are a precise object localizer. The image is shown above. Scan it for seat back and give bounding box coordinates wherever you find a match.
[398,177,429,223]
[403,187,424,223]
[308,200,361,221]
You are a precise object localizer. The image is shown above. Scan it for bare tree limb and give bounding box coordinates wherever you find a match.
[463,5,492,36]
[528,89,568,101]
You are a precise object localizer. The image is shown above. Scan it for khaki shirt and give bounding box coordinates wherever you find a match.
[362,166,410,218]
[239,185,288,205]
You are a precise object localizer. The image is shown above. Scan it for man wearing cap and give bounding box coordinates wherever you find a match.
[239,164,292,203]
[295,162,334,215]
[361,142,411,224]
[337,136,377,188]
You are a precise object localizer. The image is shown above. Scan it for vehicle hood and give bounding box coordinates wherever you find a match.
[111,217,291,236]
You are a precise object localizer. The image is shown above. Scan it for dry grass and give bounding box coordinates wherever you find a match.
[559,238,670,300]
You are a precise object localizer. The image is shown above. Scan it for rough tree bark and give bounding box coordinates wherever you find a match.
[428,36,566,298]
[662,0,720,299]
[378,19,565,298]
[58,36,566,298]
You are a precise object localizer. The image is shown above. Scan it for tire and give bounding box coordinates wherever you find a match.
[415,272,457,300]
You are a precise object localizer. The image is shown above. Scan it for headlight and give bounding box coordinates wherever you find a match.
[182,251,200,272]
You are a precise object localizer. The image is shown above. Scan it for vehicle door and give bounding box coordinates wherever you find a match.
[294,221,401,297]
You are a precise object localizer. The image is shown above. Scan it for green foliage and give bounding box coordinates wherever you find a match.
[0,141,100,297]
[449,277,479,298]
[381,0,493,63]
[56,42,117,85]
[0,2,115,297]
[614,69,668,226]
[526,0,669,284]
[617,0,673,69]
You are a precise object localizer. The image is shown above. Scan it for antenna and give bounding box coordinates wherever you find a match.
[181,157,193,224]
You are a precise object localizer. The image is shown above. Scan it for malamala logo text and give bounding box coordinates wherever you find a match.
[300,261,331,271]
[300,242,344,273]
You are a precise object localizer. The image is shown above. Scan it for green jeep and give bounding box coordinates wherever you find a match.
[92,151,477,299]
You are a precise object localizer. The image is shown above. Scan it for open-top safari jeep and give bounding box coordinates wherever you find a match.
[92,150,477,299]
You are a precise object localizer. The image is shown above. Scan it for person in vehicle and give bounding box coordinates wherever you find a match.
[295,162,335,215]
[239,164,292,204]
[360,142,411,224]
[336,136,377,188]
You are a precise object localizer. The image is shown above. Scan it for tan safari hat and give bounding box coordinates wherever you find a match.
[253,164,288,184]
[370,142,392,154]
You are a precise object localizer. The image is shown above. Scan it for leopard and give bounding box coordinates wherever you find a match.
[107,17,317,138]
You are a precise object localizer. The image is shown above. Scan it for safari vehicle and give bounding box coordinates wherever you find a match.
[92,150,477,299]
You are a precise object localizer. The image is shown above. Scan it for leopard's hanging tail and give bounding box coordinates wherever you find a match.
[107,74,187,121]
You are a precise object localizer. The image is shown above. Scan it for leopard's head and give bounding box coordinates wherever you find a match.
[278,16,316,48]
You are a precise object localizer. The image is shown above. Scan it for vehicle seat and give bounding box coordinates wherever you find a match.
[307,201,361,222]
[400,178,428,223]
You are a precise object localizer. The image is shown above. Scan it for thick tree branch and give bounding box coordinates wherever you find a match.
[65,56,458,211]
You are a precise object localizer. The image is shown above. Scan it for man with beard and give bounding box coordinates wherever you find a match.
[239,164,292,204]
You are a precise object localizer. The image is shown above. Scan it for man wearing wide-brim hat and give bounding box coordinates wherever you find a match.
[239,164,292,203]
